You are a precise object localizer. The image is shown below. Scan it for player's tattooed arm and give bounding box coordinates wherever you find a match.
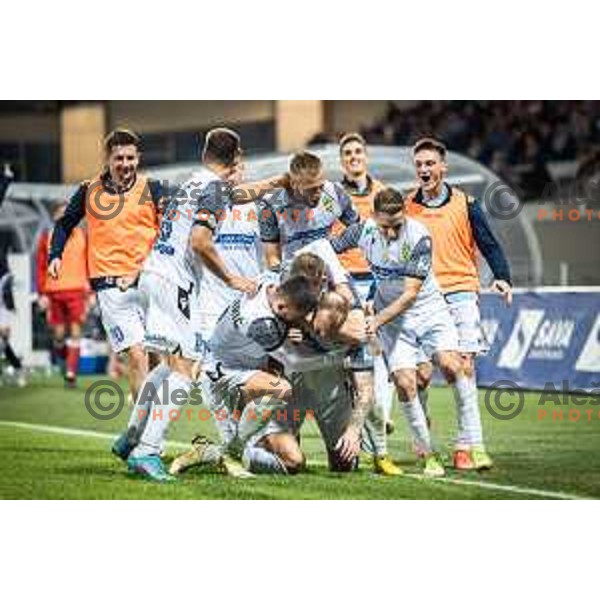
[336,369,373,462]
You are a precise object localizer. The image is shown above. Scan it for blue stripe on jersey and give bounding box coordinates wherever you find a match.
[287,226,329,245]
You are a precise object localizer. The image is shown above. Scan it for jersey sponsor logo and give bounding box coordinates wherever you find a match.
[370,263,412,279]
[575,314,600,373]
[214,233,257,246]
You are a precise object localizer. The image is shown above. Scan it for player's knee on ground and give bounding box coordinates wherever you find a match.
[416,361,433,390]
[261,434,305,474]
[391,369,418,401]
[436,351,462,383]
[327,447,359,472]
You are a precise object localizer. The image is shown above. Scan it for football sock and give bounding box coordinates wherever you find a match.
[127,362,171,442]
[400,396,433,455]
[131,369,192,457]
[362,405,387,457]
[417,386,430,423]
[374,354,393,422]
[454,374,484,449]
[65,339,80,378]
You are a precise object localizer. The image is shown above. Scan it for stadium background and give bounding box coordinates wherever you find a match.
[0,100,599,499]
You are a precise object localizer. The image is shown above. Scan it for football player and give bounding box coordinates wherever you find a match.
[405,137,512,470]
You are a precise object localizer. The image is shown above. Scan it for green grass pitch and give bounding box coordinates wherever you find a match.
[0,374,599,499]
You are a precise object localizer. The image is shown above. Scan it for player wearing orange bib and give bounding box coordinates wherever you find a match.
[37,201,91,387]
[48,129,163,400]
[405,137,512,470]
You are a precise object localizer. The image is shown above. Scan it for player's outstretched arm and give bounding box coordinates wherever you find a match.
[232,173,290,204]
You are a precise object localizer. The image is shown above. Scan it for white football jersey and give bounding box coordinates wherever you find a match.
[199,203,262,325]
[209,283,288,370]
[258,181,359,262]
[143,168,222,290]
[332,217,447,319]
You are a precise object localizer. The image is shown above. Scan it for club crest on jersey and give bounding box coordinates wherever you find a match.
[401,242,412,262]
[321,193,336,213]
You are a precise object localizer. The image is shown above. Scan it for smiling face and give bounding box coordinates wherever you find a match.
[340,139,368,179]
[107,144,140,188]
[414,148,447,197]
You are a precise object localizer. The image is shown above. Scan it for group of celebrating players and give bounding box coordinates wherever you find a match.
[45,125,513,482]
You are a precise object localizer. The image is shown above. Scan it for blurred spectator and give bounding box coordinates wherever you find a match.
[0,163,26,386]
[325,101,600,199]
[36,201,91,388]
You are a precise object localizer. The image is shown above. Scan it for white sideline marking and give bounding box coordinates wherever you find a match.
[0,420,592,500]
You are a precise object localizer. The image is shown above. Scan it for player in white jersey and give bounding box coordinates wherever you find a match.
[203,276,320,472]
[257,152,374,463]
[112,128,282,481]
[197,202,262,341]
[332,187,482,477]
[172,251,366,476]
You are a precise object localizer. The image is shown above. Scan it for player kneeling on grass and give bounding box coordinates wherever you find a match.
[194,276,319,475]
[332,187,485,477]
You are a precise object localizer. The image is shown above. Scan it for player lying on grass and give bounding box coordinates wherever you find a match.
[405,137,511,470]
[331,186,491,477]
